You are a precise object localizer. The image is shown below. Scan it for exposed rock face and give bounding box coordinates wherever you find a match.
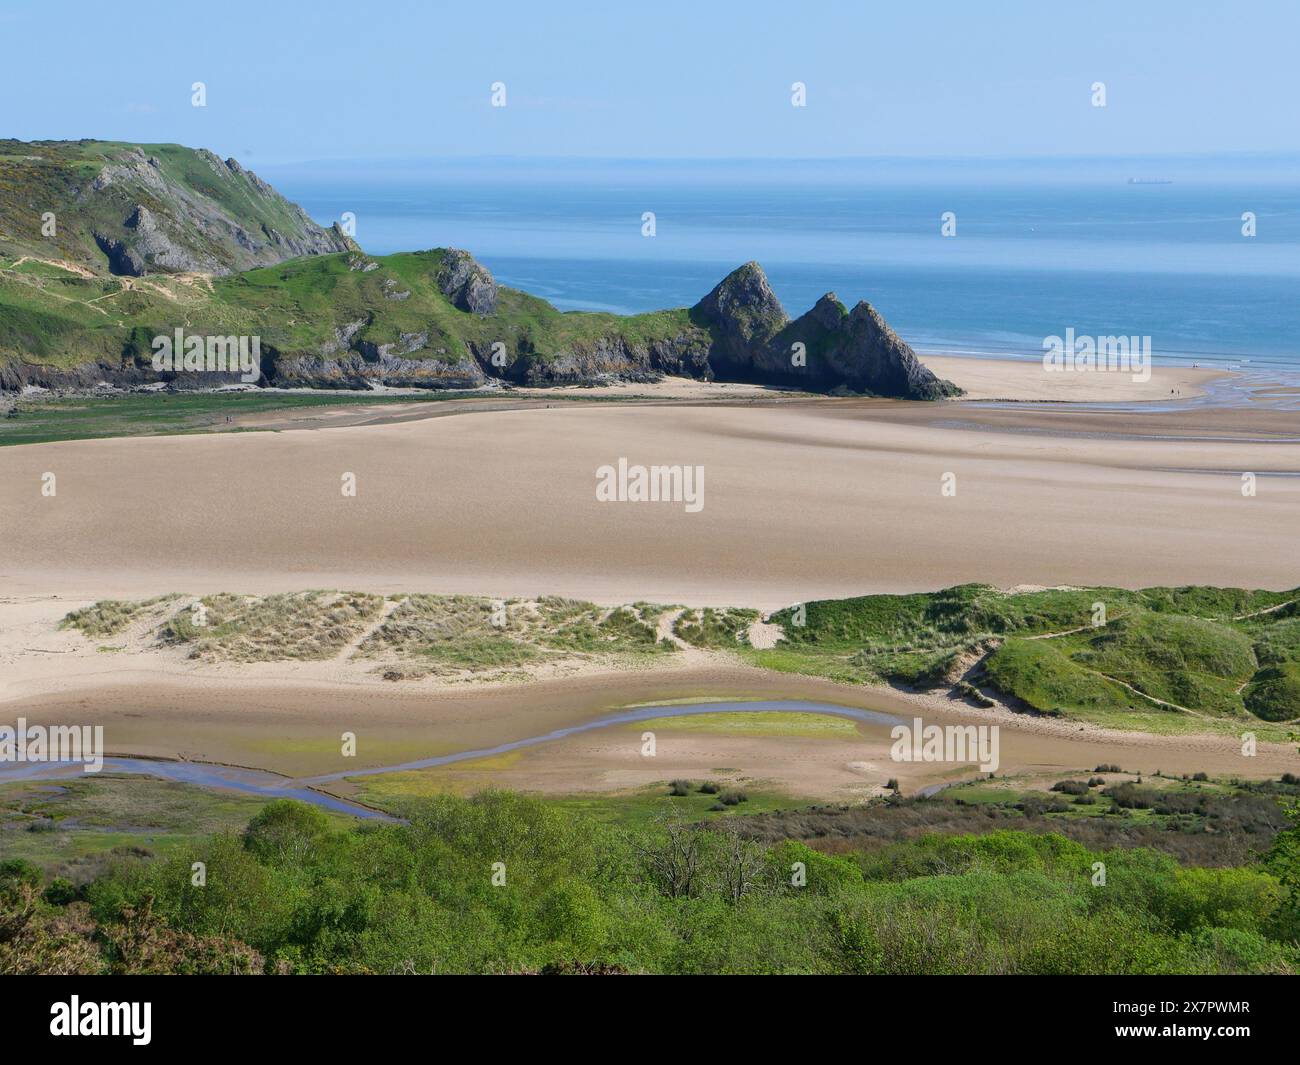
[811,298,960,399]
[4,222,954,398]
[0,142,959,400]
[266,351,486,390]
[502,333,712,386]
[83,146,356,276]
[691,261,788,374]
[267,318,488,389]
[436,249,498,315]
[91,231,146,277]
[0,358,161,392]
[692,264,959,399]
[118,204,223,274]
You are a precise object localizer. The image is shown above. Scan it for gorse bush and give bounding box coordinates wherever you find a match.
[4,793,1299,975]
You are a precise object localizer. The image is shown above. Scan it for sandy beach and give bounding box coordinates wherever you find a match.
[918,354,1229,402]
[2,379,1297,608]
[2,357,1297,802]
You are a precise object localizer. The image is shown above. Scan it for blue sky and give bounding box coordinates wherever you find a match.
[5,0,1298,164]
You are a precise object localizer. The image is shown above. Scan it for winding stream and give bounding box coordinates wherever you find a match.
[0,700,904,821]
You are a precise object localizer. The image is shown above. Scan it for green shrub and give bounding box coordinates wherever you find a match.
[1244,663,1300,722]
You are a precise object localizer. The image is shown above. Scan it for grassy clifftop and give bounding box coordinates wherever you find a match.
[0,246,706,387]
[0,139,353,277]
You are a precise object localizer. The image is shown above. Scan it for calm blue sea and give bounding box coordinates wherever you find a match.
[262,156,1300,371]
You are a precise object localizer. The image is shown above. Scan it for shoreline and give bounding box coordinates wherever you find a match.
[0,352,1266,413]
[918,354,1232,403]
[3,659,1292,804]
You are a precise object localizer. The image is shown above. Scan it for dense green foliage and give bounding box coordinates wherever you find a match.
[3,792,1298,975]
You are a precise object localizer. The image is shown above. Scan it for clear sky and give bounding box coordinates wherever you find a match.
[5,0,1298,164]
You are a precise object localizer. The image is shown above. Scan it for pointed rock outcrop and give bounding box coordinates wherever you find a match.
[693,263,959,399]
[691,261,789,374]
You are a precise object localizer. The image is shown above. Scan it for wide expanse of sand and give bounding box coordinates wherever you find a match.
[2,391,1297,609]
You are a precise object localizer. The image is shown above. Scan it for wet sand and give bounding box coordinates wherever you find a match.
[919,355,1227,402]
[6,663,1292,801]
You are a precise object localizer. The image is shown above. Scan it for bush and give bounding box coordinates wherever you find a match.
[1244,662,1300,722]
[668,780,692,797]
[43,878,78,906]
[1104,783,1155,809]
[1188,927,1295,974]
[0,859,42,894]
[1019,795,1069,815]
[242,800,331,863]
[768,841,861,894]
[1051,780,1090,796]
[1154,866,1283,936]
[12,789,1297,975]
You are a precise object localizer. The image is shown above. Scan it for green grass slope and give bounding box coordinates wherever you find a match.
[0,245,706,383]
[758,584,1300,727]
[0,139,350,276]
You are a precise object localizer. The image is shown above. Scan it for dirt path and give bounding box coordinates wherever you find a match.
[6,256,97,278]
[655,609,717,667]
[1234,599,1298,621]
[338,596,405,661]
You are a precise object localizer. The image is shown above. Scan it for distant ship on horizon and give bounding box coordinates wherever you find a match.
[1127,177,1174,185]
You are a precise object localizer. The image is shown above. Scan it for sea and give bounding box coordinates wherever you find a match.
[261,155,1300,374]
